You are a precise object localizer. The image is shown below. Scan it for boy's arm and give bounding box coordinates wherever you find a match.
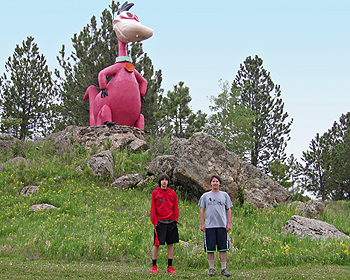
[200,207,206,232]
[226,208,232,231]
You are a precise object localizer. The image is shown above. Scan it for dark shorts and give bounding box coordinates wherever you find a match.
[204,227,229,252]
[154,221,179,246]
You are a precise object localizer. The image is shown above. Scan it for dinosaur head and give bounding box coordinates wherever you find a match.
[113,2,153,43]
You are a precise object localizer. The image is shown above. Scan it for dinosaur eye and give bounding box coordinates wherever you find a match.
[119,11,139,22]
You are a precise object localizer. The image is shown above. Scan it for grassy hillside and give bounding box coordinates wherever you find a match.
[1,139,350,278]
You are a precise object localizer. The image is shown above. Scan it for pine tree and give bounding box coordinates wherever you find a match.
[232,55,293,172]
[0,36,57,139]
[156,81,206,138]
[301,133,332,201]
[326,112,350,200]
[56,2,119,129]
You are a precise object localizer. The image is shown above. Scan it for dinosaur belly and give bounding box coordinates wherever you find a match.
[94,70,141,126]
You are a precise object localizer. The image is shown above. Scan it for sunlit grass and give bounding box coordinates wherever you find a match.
[1,139,350,274]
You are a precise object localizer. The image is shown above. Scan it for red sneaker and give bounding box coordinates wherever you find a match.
[167,266,176,274]
[151,265,158,274]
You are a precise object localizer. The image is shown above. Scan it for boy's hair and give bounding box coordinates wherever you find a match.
[210,175,221,184]
[158,174,170,187]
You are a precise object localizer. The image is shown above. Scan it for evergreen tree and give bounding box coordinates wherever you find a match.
[232,55,293,172]
[56,1,162,132]
[0,36,57,139]
[156,81,206,138]
[206,80,256,159]
[301,133,332,201]
[326,112,350,200]
[301,113,350,201]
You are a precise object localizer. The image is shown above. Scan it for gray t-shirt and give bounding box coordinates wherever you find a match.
[198,191,233,229]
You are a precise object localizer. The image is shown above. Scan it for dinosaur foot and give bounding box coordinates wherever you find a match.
[103,121,119,128]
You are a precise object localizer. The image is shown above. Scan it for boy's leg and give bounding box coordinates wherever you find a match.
[152,245,159,260]
[167,244,174,259]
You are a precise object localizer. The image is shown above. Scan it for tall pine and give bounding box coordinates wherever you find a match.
[0,36,57,139]
[232,55,293,172]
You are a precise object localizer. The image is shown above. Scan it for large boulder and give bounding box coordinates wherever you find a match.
[146,132,290,208]
[87,150,114,178]
[284,215,349,240]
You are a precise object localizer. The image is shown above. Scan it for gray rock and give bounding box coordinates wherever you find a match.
[288,200,325,218]
[284,215,349,240]
[38,125,148,155]
[302,200,325,218]
[87,150,114,178]
[111,173,144,189]
[30,204,57,212]
[1,157,28,172]
[129,138,148,152]
[146,132,290,208]
[19,186,39,196]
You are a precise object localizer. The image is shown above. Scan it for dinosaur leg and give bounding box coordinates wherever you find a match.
[134,114,145,130]
[97,105,113,126]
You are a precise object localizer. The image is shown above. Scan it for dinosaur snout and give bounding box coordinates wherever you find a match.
[113,18,153,43]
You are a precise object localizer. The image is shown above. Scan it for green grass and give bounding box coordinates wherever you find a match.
[1,139,350,279]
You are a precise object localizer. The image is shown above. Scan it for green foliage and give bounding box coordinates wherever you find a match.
[156,81,207,138]
[232,55,293,172]
[301,112,350,201]
[2,140,350,272]
[235,185,245,206]
[269,159,293,189]
[0,36,58,139]
[55,2,120,128]
[145,134,171,156]
[206,80,256,159]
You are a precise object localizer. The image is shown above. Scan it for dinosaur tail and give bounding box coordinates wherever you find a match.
[84,85,99,126]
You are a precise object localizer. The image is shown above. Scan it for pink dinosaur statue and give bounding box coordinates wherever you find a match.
[83,2,153,129]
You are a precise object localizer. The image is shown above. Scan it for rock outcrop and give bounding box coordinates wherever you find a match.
[36,125,148,155]
[284,215,349,240]
[146,132,290,208]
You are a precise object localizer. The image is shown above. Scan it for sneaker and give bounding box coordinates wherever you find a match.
[221,268,231,277]
[151,265,158,273]
[167,266,176,274]
[208,268,215,276]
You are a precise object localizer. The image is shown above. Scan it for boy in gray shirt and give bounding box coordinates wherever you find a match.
[199,175,233,277]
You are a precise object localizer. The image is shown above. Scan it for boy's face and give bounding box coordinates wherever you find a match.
[210,177,220,189]
[160,178,169,189]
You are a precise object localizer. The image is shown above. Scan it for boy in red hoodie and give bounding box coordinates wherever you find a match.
[150,174,179,274]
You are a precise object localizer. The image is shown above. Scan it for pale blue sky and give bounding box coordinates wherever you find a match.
[1,0,349,159]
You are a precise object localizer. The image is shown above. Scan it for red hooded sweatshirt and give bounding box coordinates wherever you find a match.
[150,187,179,226]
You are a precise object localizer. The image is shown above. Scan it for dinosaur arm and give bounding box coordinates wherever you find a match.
[98,64,122,89]
[134,69,148,96]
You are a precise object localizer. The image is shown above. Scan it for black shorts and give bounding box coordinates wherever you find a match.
[154,221,179,246]
[204,227,229,252]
